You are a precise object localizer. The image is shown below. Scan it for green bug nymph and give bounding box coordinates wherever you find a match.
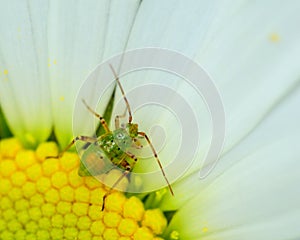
[48,64,173,210]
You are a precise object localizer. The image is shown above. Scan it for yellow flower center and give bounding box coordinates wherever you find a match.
[0,138,168,239]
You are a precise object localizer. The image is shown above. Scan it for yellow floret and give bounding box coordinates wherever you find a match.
[36,229,50,239]
[72,202,89,216]
[123,196,145,221]
[59,185,75,202]
[75,186,90,202]
[142,209,167,234]
[41,203,56,217]
[11,171,27,186]
[0,159,16,177]
[64,227,78,239]
[90,220,105,236]
[77,216,91,230]
[0,138,23,158]
[3,209,16,221]
[30,193,44,207]
[28,207,42,221]
[15,199,29,211]
[68,168,84,187]
[90,188,105,205]
[38,217,51,230]
[103,228,120,240]
[1,230,14,240]
[8,187,23,201]
[50,228,63,239]
[15,229,27,240]
[78,230,92,240]
[42,158,60,177]
[17,210,29,225]
[35,142,58,161]
[103,212,122,228]
[64,213,78,227]
[105,192,127,213]
[15,150,36,169]
[56,201,72,214]
[0,219,6,231]
[26,163,42,181]
[36,177,51,193]
[118,218,139,236]
[51,171,68,189]
[133,226,154,240]
[45,188,60,204]
[60,152,79,171]
[0,178,12,194]
[25,220,38,233]
[1,196,13,209]
[22,182,36,198]
[51,214,64,228]
[88,205,103,220]
[7,220,22,232]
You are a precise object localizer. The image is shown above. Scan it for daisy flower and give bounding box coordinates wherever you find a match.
[0,1,300,240]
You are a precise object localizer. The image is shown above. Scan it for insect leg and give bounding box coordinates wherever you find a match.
[102,167,131,211]
[102,152,137,211]
[46,136,97,159]
[131,138,143,149]
[114,106,127,129]
[109,64,133,123]
[138,131,174,196]
[82,99,110,132]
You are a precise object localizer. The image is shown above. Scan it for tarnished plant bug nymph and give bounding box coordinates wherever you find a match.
[48,64,174,210]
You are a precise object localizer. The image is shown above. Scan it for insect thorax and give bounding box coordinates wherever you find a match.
[126,123,138,138]
[98,129,132,158]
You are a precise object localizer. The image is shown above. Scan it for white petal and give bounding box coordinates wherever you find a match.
[47,0,141,147]
[199,0,300,153]
[165,136,300,240]
[162,86,300,239]
[113,0,300,179]
[160,81,300,209]
[0,1,51,146]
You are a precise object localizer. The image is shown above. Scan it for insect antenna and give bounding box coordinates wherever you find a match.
[109,64,133,123]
